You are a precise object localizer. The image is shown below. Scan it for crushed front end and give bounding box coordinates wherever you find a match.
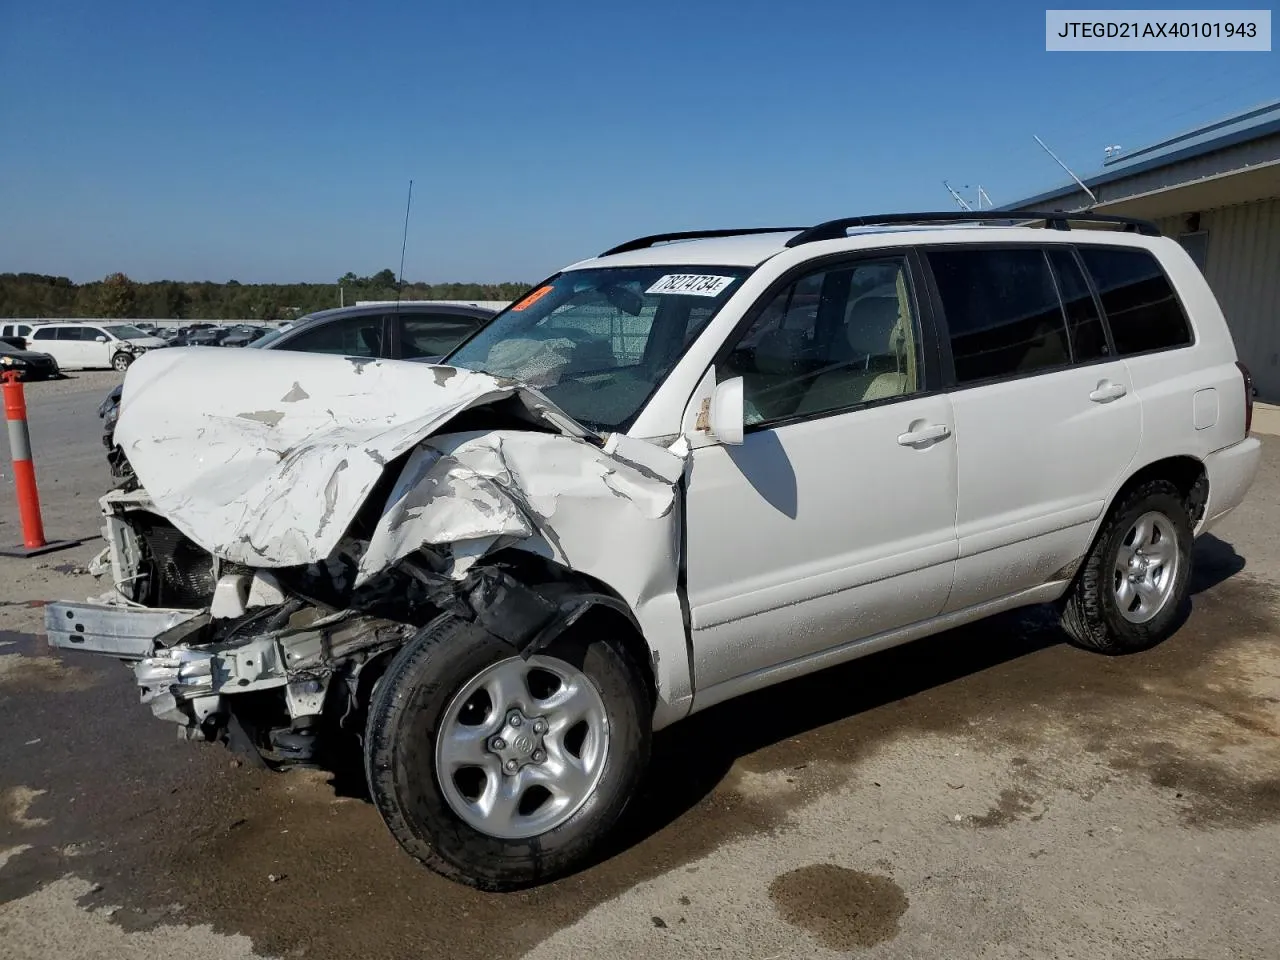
[47,348,687,768]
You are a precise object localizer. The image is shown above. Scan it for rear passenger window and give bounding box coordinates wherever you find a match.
[1078,247,1192,355]
[1048,249,1109,362]
[929,248,1069,384]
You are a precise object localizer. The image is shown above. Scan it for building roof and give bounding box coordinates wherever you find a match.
[1001,98,1280,210]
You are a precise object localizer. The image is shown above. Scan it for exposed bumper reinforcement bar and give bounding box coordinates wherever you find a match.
[45,601,204,660]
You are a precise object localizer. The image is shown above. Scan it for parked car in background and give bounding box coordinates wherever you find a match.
[220,324,272,347]
[0,322,37,347]
[96,301,499,479]
[171,326,231,347]
[247,301,496,360]
[27,321,167,371]
[0,335,60,380]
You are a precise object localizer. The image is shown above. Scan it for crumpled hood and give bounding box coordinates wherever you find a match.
[113,347,606,567]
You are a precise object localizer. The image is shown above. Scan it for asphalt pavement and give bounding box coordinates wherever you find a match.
[1,373,1279,959]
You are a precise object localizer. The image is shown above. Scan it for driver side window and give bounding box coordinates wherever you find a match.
[722,257,922,426]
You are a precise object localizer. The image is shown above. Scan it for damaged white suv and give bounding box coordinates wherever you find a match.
[47,212,1260,889]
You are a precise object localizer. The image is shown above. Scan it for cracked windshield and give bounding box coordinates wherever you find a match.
[447,265,751,431]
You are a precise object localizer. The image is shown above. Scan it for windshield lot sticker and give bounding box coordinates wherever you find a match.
[512,285,555,311]
[646,275,737,297]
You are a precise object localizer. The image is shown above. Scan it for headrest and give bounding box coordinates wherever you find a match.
[845,296,902,355]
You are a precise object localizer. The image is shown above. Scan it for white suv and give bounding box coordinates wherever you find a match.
[27,321,167,371]
[46,212,1260,890]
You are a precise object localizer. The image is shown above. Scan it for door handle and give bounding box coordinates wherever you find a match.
[897,423,952,447]
[1089,380,1128,403]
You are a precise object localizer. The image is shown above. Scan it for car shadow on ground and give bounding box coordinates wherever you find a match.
[599,532,1247,867]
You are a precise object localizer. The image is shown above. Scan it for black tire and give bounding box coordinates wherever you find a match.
[364,613,651,891]
[1060,479,1193,655]
[111,352,133,372]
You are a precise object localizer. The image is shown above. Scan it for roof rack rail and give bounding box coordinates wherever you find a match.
[599,227,806,258]
[784,210,1161,247]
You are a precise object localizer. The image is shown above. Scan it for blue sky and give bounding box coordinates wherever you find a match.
[1,0,1275,284]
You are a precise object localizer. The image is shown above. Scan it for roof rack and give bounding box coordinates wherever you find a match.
[599,227,806,258]
[785,211,1161,246]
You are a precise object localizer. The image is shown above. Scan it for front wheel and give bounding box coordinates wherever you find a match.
[364,614,651,890]
[1060,479,1193,655]
[111,352,133,372]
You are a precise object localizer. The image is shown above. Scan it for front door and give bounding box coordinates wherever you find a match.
[83,327,115,367]
[682,254,958,697]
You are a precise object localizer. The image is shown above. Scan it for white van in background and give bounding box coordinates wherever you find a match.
[27,322,168,371]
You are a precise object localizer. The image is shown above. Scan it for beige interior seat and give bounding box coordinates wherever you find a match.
[793,292,915,416]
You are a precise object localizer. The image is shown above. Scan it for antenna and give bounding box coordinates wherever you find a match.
[1033,135,1098,207]
[395,179,414,310]
[943,180,973,211]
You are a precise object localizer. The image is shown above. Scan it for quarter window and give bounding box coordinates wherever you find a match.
[30,327,56,341]
[1078,247,1192,355]
[722,257,921,426]
[929,248,1069,384]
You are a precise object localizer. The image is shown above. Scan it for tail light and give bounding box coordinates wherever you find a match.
[1237,360,1254,433]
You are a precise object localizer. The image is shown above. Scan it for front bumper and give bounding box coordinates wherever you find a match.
[1,360,58,380]
[47,597,412,741]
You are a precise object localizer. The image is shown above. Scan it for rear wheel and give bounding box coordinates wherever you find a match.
[1060,479,1192,654]
[111,352,133,372]
[365,613,650,890]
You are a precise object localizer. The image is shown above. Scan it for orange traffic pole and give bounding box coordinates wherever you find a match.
[1,371,79,557]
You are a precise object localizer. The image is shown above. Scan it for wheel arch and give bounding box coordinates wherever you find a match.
[1069,454,1208,588]
[1106,455,1208,530]
[459,550,661,715]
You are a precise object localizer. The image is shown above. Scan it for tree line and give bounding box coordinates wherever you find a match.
[0,271,532,321]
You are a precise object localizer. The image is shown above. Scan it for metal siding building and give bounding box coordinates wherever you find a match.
[1003,100,1280,400]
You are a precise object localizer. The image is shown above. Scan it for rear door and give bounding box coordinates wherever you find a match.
[922,244,1141,612]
